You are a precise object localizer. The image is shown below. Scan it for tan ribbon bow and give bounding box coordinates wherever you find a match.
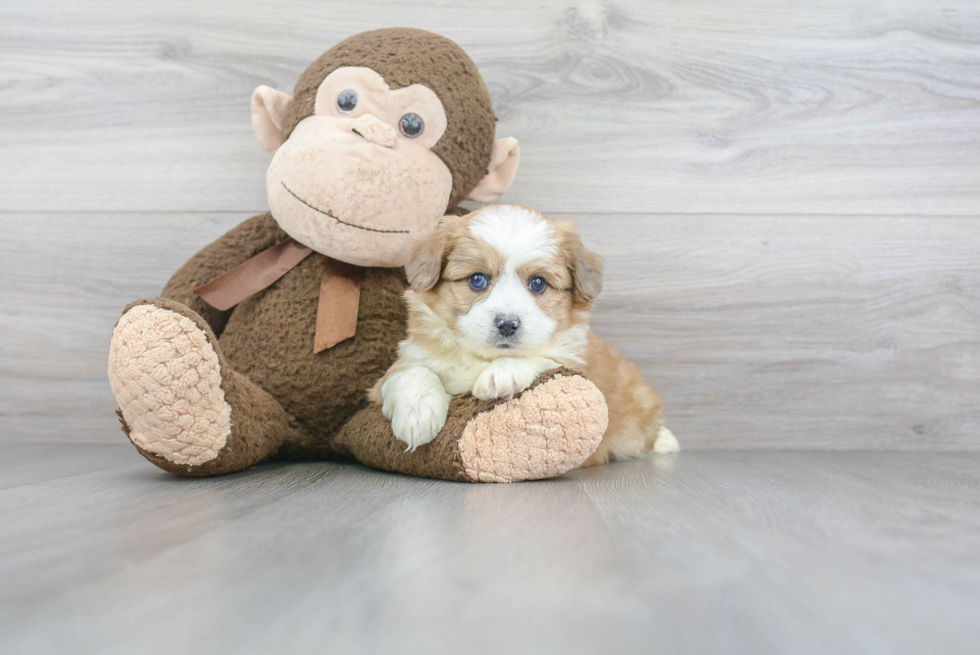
[194,238,362,353]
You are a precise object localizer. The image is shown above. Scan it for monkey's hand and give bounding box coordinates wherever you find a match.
[472,357,559,401]
[380,367,451,451]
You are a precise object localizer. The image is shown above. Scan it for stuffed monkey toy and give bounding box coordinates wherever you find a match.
[107,28,609,482]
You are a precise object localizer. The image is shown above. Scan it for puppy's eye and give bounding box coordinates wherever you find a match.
[528,276,548,295]
[337,90,358,114]
[468,273,489,291]
[399,113,424,138]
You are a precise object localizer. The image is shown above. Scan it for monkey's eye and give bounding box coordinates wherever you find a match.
[337,90,358,114]
[468,273,489,292]
[399,113,424,138]
[528,276,548,295]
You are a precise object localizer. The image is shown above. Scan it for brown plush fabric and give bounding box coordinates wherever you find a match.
[329,383,502,481]
[160,213,407,443]
[214,246,409,443]
[319,368,585,481]
[162,213,291,336]
[281,28,497,209]
[116,297,308,477]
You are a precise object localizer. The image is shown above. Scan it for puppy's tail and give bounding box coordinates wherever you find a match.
[653,426,680,453]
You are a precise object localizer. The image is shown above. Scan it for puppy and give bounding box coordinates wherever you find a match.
[370,204,678,466]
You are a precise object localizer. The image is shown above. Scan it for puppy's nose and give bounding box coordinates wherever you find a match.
[495,314,521,338]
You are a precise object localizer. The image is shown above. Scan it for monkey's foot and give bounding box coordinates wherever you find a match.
[457,374,608,483]
[108,303,231,467]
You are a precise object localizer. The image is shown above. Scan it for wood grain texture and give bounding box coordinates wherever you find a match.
[2,211,977,449]
[2,444,978,654]
[583,213,980,449]
[1,1,977,449]
[1,1,979,214]
[0,212,245,441]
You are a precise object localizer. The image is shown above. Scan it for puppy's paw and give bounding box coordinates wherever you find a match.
[472,358,543,401]
[380,368,451,451]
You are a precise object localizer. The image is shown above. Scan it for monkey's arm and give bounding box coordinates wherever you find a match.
[161,212,288,336]
[332,368,607,482]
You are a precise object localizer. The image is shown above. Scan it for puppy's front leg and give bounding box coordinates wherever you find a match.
[472,357,559,401]
[379,367,451,451]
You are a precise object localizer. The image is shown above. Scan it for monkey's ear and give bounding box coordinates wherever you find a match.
[405,220,456,293]
[251,86,293,155]
[466,137,521,203]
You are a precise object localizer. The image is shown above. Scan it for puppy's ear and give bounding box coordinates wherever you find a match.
[406,219,455,292]
[559,223,603,302]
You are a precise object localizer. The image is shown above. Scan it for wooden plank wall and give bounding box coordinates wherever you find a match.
[1,1,978,449]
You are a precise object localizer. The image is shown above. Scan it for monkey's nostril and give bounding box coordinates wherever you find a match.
[350,117,397,148]
[495,314,521,338]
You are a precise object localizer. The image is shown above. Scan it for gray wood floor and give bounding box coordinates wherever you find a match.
[2,443,978,655]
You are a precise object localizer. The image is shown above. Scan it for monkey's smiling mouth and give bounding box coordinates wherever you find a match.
[281,182,410,234]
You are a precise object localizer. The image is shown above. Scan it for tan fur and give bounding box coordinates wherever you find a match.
[375,205,668,465]
[552,218,604,303]
[578,333,664,467]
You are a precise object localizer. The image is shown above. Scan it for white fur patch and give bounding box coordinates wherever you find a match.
[470,205,557,269]
[456,268,558,354]
[457,206,565,356]
[472,356,559,401]
[380,366,451,450]
[653,427,680,453]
